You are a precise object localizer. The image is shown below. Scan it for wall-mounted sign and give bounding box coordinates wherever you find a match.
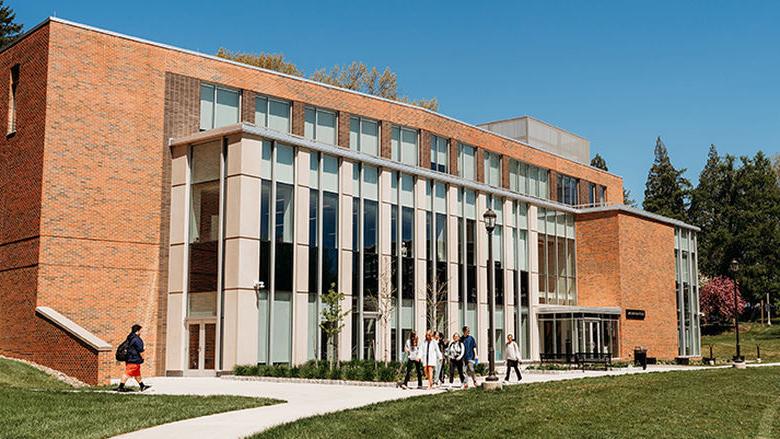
[626,309,646,320]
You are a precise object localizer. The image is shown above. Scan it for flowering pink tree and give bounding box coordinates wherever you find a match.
[700,276,746,323]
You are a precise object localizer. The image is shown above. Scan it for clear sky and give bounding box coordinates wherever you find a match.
[14,1,780,202]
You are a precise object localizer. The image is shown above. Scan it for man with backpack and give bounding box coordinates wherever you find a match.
[115,324,151,392]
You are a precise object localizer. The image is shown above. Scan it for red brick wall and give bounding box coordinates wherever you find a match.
[0,26,48,373]
[576,210,678,359]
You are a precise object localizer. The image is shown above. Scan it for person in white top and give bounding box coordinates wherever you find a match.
[401,332,422,389]
[421,330,442,390]
[503,334,522,382]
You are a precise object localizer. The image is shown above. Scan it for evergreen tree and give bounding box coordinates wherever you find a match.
[727,152,780,305]
[622,188,637,207]
[590,153,608,171]
[0,0,22,49]
[688,145,729,276]
[642,136,691,221]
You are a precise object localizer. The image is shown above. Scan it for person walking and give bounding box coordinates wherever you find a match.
[116,324,151,392]
[401,332,422,389]
[437,332,448,384]
[421,330,441,390]
[461,326,478,388]
[433,331,444,386]
[446,332,465,388]
[504,334,522,382]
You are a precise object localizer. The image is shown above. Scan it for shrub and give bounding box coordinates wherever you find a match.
[233,360,407,382]
[474,363,488,376]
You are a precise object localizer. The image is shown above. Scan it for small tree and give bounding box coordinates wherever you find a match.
[700,276,746,324]
[590,153,608,171]
[426,278,449,333]
[366,258,398,364]
[319,283,349,370]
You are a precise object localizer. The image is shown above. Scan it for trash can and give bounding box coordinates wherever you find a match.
[634,347,648,370]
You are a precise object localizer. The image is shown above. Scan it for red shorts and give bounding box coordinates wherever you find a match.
[125,363,142,377]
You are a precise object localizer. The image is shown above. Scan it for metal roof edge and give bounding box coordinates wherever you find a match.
[579,204,700,231]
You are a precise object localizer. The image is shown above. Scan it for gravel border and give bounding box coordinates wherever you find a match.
[0,355,88,388]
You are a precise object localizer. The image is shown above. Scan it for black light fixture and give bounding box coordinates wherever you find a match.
[730,258,743,364]
[483,207,499,383]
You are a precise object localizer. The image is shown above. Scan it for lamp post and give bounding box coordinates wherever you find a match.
[483,208,499,383]
[730,259,743,365]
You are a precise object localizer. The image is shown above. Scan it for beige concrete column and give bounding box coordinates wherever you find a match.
[377,170,393,362]
[293,151,311,364]
[414,177,428,332]
[446,186,460,337]
[527,205,540,361]
[338,160,353,361]
[165,144,188,372]
[221,136,262,370]
[476,192,488,359]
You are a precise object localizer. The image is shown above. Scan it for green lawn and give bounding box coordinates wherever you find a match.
[701,322,780,362]
[254,367,780,439]
[0,358,281,439]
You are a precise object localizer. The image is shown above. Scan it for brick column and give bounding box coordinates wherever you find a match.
[419,130,431,168]
[449,138,459,176]
[501,156,510,189]
[475,148,485,183]
[548,171,559,202]
[292,101,306,136]
[578,180,592,206]
[338,111,351,149]
[241,90,256,124]
[380,121,392,159]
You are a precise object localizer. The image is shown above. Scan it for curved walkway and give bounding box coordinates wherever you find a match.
[114,362,780,439]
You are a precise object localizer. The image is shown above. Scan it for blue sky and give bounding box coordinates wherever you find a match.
[15,1,779,202]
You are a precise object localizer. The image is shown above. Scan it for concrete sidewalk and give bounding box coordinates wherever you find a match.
[114,362,780,439]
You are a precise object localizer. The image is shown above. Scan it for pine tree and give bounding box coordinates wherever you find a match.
[642,136,691,221]
[688,145,729,276]
[622,188,637,207]
[727,152,780,305]
[0,1,22,49]
[590,153,608,171]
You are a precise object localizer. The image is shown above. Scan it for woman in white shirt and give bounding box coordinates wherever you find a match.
[421,330,442,390]
[504,334,522,382]
[401,332,422,389]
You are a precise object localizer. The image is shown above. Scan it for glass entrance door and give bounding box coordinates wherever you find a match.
[577,320,601,354]
[188,322,216,370]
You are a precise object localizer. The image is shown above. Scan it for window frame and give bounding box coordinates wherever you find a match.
[199,82,241,131]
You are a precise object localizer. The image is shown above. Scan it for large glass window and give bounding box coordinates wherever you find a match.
[188,141,222,318]
[484,151,501,187]
[557,174,579,206]
[349,116,379,156]
[536,208,576,305]
[458,143,476,180]
[200,83,239,130]
[255,95,291,133]
[305,107,337,145]
[391,126,418,166]
[430,135,448,173]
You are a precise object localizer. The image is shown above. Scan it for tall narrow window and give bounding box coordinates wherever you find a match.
[7,64,19,135]
[349,116,379,156]
[484,151,501,187]
[458,143,476,180]
[430,135,448,173]
[391,126,418,166]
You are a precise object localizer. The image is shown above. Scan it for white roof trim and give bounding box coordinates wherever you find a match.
[27,17,624,181]
[36,306,112,351]
[579,204,700,232]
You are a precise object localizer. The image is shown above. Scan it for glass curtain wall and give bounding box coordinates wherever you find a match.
[675,228,701,356]
[389,173,416,360]
[513,202,530,359]
[536,208,576,305]
[425,181,448,334]
[557,174,579,205]
[458,190,478,335]
[257,141,294,364]
[351,163,380,360]
[307,153,339,361]
[538,313,619,358]
[488,195,504,361]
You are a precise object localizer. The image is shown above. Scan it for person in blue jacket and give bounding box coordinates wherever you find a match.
[461,326,478,388]
[116,324,151,392]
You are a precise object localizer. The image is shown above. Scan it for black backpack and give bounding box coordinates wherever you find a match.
[115,336,131,362]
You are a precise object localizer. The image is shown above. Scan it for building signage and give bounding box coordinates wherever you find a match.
[626,309,646,320]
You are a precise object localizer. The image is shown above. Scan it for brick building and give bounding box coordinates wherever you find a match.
[0,18,700,384]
